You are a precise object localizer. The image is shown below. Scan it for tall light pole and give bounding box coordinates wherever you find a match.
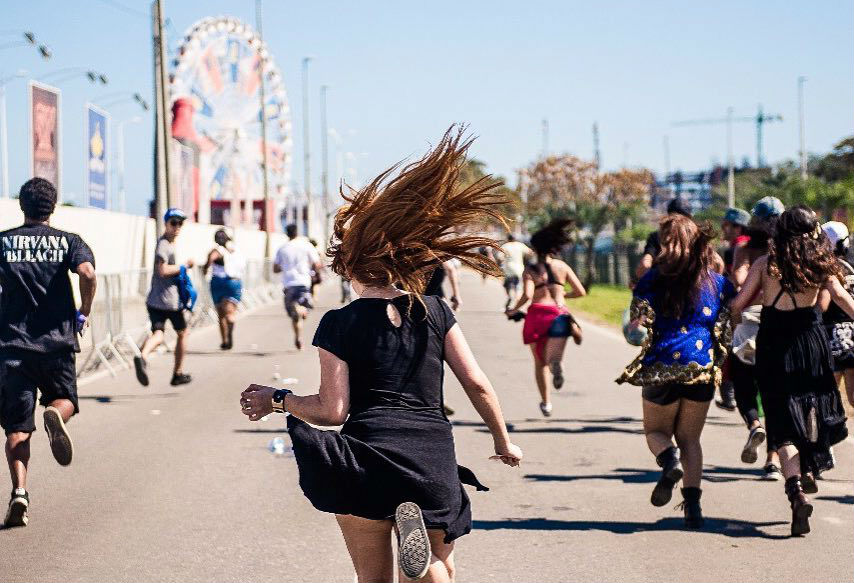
[256,0,272,256]
[726,106,735,208]
[116,116,142,213]
[320,84,330,246]
[301,57,312,236]
[151,0,171,236]
[798,76,807,180]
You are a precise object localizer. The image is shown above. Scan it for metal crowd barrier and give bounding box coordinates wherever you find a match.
[77,259,279,378]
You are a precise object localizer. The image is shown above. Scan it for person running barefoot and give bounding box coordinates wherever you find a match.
[240,127,522,582]
[134,208,195,387]
[731,206,853,537]
[506,219,585,417]
[274,224,323,351]
[618,214,734,528]
[202,228,245,350]
[0,178,97,527]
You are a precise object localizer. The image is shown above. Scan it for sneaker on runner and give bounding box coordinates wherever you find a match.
[43,406,73,466]
[170,372,192,386]
[550,361,564,390]
[741,426,766,464]
[762,463,783,481]
[539,401,553,417]
[395,502,431,580]
[133,356,150,386]
[4,488,29,528]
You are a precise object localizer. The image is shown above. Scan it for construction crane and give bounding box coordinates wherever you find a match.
[672,105,783,207]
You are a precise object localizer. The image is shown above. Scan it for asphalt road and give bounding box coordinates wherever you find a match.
[1,272,851,582]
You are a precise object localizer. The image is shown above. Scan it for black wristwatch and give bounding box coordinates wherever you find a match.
[272,388,292,414]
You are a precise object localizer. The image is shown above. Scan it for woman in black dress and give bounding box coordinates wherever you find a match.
[731,206,854,536]
[240,127,522,582]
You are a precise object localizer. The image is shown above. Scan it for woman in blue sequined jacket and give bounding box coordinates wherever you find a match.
[617,213,735,529]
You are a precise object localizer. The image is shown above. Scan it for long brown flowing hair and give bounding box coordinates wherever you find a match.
[653,214,717,318]
[768,205,841,292]
[327,126,510,293]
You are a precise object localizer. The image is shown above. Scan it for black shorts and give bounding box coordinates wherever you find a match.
[642,382,715,406]
[503,275,520,291]
[0,349,79,435]
[147,305,187,333]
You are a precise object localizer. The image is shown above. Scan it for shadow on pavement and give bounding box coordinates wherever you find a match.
[525,465,762,484]
[816,494,854,505]
[497,425,644,435]
[233,428,288,434]
[186,350,276,357]
[78,392,180,404]
[472,517,789,539]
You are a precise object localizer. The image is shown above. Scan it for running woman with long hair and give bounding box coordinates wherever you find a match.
[731,205,854,536]
[202,228,245,350]
[239,127,522,582]
[618,214,734,528]
[506,219,584,417]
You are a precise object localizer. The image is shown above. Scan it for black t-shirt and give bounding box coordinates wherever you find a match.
[643,232,661,258]
[0,224,95,353]
[423,266,446,297]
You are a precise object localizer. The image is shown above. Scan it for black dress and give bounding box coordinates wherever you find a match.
[286,294,487,543]
[756,289,849,474]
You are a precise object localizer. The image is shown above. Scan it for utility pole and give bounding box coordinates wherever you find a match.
[592,122,600,169]
[151,0,171,235]
[256,0,271,257]
[726,106,734,208]
[798,76,807,180]
[320,84,330,247]
[663,135,671,195]
[301,57,312,236]
[541,118,549,159]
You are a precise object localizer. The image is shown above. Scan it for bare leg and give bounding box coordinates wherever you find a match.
[174,329,188,374]
[778,444,801,480]
[673,398,711,488]
[543,337,568,368]
[140,329,164,360]
[529,344,549,405]
[216,303,228,344]
[5,432,31,489]
[291,312,304,350]
[642,398,680,456]
[842,370,854,409]
[224,301,237,346]
[47,399,74,422]
[399,529,456,583]
[335,514,394,583]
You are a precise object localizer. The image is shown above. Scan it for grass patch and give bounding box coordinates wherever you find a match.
[567,284,631,328]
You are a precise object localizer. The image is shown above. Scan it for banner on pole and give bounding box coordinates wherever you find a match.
[86,104,109,209]
[28,81,61,196]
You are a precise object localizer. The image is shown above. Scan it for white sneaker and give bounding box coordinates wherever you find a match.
[741,426,766,464]
[539,401,553,417]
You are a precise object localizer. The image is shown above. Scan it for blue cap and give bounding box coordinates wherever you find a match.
[751,196,784,220]
[163,208,188,223]
[723,207,750,227]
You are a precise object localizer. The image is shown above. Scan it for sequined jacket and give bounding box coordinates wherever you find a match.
[617,269,734,388]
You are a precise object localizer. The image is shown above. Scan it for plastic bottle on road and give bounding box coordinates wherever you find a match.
[268,437,294,457]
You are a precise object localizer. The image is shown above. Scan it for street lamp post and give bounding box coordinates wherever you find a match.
[302,56,312,236]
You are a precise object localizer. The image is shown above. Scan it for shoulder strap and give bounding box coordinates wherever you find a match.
[771,287,786,307]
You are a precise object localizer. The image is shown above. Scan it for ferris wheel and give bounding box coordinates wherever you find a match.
[169,16,292,211]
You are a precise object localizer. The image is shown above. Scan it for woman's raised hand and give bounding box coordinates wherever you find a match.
[490,442,523,467]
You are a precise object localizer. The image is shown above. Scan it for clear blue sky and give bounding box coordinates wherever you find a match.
[3,1,852,216]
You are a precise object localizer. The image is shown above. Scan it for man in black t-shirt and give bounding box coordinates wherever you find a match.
[0,178,97,528]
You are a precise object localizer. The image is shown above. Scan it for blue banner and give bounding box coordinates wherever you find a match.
[86,105,109,209]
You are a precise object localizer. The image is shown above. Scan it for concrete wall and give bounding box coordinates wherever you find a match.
[0,199,288,274]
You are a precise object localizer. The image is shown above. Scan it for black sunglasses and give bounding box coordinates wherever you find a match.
[168,219,184,227]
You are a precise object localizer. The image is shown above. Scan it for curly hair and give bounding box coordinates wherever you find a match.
[326,126,509,293]
[768,205,841,292]
[19,177,57,220]
[653,214,718,318]
[529,218,574,259]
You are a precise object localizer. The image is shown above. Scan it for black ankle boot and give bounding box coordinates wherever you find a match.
[680,487,704,528]
[785,477,813,536]
[651,446,683,507]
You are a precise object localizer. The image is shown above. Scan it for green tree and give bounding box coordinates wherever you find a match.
[458,158,520,231]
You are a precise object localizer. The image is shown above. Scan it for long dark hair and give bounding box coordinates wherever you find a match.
[653,214,717,318]
[768,205,841,292]
[327,126,509,293]
[529,218,574,262]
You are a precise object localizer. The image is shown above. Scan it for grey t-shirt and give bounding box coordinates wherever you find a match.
[146,236,180,311]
